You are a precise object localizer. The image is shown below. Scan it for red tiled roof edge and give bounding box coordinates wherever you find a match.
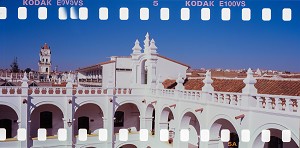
[76,60,115,72]
[163,78,300,96]
[157,55,190,68]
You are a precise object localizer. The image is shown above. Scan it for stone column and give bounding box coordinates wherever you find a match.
[104,84,115,148]
[65,74,75,147]
[20,73,30,147]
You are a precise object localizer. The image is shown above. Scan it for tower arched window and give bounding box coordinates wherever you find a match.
[46,68,48,72]
[141,60,148,84]
[46,59,48,63]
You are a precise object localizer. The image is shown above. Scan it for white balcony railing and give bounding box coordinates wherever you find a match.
[0,86,299,115]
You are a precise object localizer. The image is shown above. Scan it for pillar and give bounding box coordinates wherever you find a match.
[20,73,30,147]
[65,74,75,147]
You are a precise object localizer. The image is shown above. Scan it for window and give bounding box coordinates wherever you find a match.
[116,68,132,71]
[40,111,52,128]
[46,68,48,72]
[46,59,48,63]
[114,111,124,127]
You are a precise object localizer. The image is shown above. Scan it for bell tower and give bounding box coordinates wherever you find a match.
[38,43,52,80]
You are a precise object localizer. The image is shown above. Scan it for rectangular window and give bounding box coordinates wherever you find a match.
[116,68,132,72]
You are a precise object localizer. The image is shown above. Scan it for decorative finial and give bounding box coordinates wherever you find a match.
[175,74,184,90]
[67,73,72,83]
[242,68,257,94]
[149,38,158,54]
[22,72,28,82]
[21,72,28,87]
[132,39,142,54]
[144,32,150,52]
[202,70,214,92]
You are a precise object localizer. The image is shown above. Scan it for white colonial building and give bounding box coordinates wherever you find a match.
[0,33,299,148]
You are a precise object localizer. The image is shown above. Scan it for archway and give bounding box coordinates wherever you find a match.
[74,103,104,135]
[253,128,298,148]
[209,118,239,148]
[30,104,64,138]
[159,107,174,130]
[0,105,18,139]
[119,144,137,148]
[145,104,155,133]
[180,112,200,148]
[114,103,140,134]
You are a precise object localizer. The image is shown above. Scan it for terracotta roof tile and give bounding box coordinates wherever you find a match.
[163,78,300,96]
[77,60,115,72]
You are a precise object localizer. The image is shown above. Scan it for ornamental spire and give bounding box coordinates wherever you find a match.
[202,70,214,92]
[149,39,158,54]
[132,39,142,54]
[175,74,184,90]
[144,32,150,53]
[242,68,257,94]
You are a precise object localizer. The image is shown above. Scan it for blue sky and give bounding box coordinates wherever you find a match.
[0,0,299,72]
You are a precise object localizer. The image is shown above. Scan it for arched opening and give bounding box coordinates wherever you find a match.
[114,103,140,134]
[159,107,174,130]
[74,103,103,135]
[145,104,155,134]
[209,118,239,148]
[0,105,18,138]
[46,68,48,72]
[119,144,137,148]
[30,104,64,138]
[253,128,298,148]
[46,59,48,63]
[141,60,148,84]
[180,112,200,148]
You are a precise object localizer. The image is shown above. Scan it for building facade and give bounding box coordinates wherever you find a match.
[0,33,299,148]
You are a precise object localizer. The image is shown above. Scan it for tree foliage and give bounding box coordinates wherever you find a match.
[10,57,20,73]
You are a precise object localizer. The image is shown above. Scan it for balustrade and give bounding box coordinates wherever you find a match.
[253,94,300,113]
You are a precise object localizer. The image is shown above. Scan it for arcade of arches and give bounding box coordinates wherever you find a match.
[0,104,298,148]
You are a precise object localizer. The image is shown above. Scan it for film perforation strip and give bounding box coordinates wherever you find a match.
[0,128,292,142]
[0,7,293,21]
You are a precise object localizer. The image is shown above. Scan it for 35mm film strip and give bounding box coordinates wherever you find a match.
[0,7,293,21]
[0,128,293,142]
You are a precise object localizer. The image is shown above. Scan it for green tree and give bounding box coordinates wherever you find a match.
[10,57,20,73]
[25,68,31,73]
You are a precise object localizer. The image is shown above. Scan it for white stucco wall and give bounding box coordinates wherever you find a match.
[102,63,116,87]
[156,56,189,80]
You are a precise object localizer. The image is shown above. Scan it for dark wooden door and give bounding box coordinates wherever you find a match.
[78,116,89,132]
[0,119,12,138]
